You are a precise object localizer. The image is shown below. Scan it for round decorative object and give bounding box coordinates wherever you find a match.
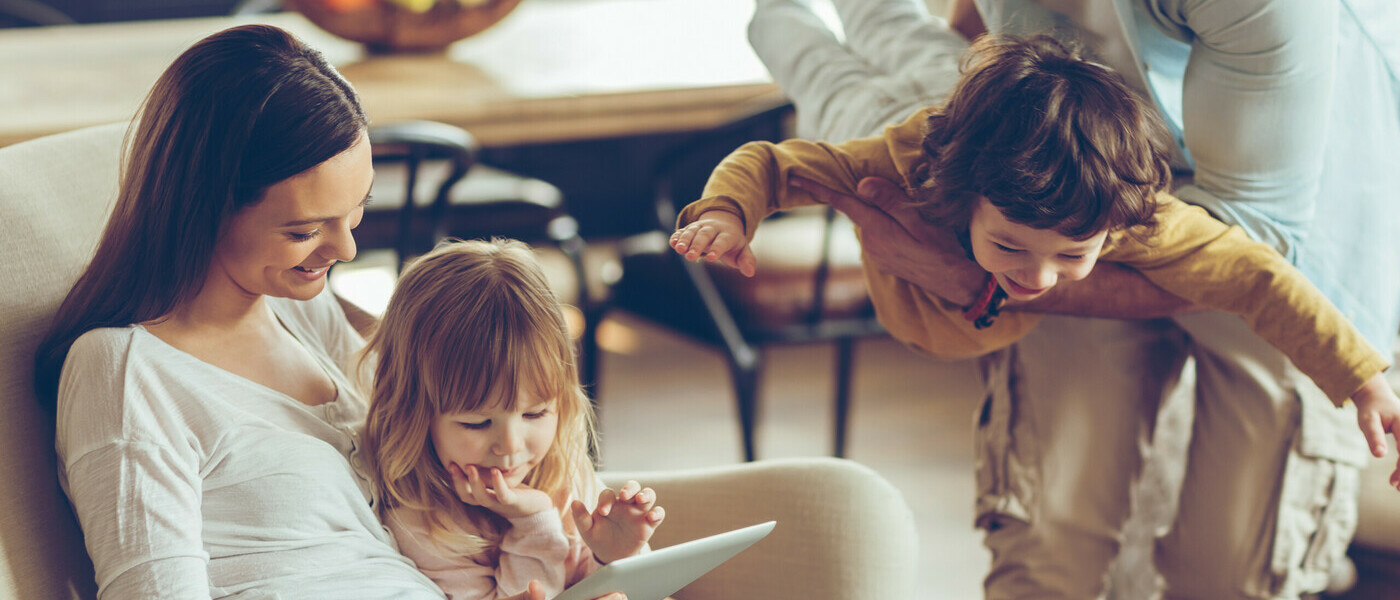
[286,0,524,53]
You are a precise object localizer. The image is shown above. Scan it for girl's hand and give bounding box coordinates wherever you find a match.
[571,480,665,564]
[1351,373,1400,490]
[448,463,554,519]
[670,210,757,277]
[501,580,627,600]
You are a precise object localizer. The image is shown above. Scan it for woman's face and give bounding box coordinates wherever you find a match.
[967,196,1107,301]
[211,131,373,302]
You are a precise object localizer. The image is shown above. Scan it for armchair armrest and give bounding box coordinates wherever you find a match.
[601,457,917,600]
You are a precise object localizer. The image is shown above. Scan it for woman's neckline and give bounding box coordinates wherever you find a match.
[132,299,343,408]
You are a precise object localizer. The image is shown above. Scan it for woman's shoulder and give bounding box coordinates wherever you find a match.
[57,325,205,460]
[67,324,140,359]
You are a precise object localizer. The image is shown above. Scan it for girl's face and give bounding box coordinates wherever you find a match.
[430,389,560,488]
[967,196,1107,301]
[210,131,373,302]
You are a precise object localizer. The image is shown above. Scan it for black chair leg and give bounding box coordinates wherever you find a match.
[578,309,602,399]
[579,307,603,464]
[729,354,762,462]
[833,337,856,458]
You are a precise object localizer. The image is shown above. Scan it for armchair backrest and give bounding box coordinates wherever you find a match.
[0,123,127,599]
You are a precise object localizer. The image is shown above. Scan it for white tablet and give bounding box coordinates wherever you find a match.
[551,521,776,600]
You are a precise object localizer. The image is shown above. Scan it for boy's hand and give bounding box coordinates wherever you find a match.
[571,480,665,564]
[449,463,554,519]
[671,210,757,277]
[1351,373,1400,490]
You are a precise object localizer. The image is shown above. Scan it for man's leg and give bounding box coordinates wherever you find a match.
[1156,312,1367,600]
[977,315,1188,599]
[748,0,887,141]
[827,0,968,96]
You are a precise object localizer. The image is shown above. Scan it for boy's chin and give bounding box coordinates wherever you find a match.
[995,276,1050,300]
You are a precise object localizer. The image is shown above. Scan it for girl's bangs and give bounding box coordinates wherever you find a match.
[422,302,574,415]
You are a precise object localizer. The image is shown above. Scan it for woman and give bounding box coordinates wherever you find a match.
[32,24,617,600]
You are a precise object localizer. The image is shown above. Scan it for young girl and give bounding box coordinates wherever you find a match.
[670,34,1400,485]
[361,238,665,599]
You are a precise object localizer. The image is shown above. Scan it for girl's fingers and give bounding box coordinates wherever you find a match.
[618,480,640,502]
[451,463,484,505]
[526,580,545,600]
[491,468,513,503]
[466,465,496,504]
[595,488,617,517]
[571,500,593,530]
[635,487,656,510]
[646,505,665,524]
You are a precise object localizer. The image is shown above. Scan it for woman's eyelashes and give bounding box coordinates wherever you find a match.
[286,196,372,241]
[287,228,322,242]
[994,243,1021,253]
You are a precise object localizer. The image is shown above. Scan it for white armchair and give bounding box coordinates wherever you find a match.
[0,123,919,599]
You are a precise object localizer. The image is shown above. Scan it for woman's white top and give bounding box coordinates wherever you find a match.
[55,289,444,599]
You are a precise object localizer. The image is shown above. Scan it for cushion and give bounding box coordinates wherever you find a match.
[0,122,127,599]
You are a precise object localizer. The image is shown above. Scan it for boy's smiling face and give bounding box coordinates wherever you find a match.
[967,196,1108,301]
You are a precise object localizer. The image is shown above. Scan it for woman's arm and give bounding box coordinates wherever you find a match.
[58,332,210,598]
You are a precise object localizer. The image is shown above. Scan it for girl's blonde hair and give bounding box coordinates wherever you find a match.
[361,238,597,557]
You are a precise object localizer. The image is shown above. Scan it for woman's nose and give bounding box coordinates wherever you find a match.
[323,222,358,263]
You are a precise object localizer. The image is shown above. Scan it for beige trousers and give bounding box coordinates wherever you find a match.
[976,312,1368,599]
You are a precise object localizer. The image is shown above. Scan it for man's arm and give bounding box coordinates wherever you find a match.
[948,0,988,41]
[1009,261,1195,318]
[795,175,1196,318]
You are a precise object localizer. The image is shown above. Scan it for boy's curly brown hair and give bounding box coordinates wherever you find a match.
[911,34,1172,241]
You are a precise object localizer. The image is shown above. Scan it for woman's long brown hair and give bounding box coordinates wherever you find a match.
[33,24,368,408]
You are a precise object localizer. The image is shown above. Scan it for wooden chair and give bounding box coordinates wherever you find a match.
[359,120,604,396]
[610,104,886,460]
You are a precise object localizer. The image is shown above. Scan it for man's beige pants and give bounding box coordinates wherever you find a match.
[976,311,1370,599]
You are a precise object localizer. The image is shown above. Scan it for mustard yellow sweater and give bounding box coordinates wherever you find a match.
[677,107,1389,405]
